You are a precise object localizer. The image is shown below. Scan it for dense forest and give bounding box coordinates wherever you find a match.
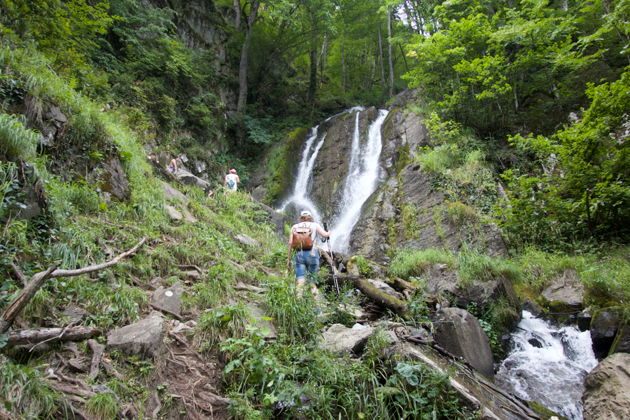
[1,0,629,419]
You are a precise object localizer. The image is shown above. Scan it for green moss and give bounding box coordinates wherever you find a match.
[264,127,308,204]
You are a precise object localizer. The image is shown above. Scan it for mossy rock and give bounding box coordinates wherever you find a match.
[527,401,568,420]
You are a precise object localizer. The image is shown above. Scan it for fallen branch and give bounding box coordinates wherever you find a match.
[29,320,79,352]
[7,326,100,347]
[0,238,146,334]
[9,262,27,286]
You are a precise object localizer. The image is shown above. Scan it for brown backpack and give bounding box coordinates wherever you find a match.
[291,224,314,250]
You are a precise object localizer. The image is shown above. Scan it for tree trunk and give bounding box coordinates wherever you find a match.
[233,0,241,29]
[236,0,260,113]
[308,38,317,105]
[341,37,346,94]
[387,7,395,97]
[377,23,386,91]
[7,326,100,347]
[339,275,409,318]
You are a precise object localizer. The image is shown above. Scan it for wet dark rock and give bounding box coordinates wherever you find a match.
[590,309,622,358]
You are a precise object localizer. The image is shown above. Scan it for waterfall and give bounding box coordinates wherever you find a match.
[330,109,389,253]
[277,125,326,222]
[279,107,388,253]
[495,311,598,420]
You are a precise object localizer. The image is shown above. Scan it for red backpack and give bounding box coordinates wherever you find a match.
[291,224,314,250]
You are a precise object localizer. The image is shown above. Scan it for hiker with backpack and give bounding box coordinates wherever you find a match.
[287,210,330,298]
[224,168,240,191]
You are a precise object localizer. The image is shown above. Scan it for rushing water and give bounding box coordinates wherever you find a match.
[495,311,598,420]
[329,109,389,253]
[279,107,389,254]
[277,125,326,222]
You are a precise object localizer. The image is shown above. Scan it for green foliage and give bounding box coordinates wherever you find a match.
[0,113,40,160]
[86,393,119,420]
[389,248,455,279]
[498,71,630,248]
[353,255,374,277]
[457,250,523,286]
[196,304,249,352]
[0,356,67,419]
[265,275,321,340]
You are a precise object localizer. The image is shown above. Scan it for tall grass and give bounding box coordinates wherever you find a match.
[0,356,68,419]
[389,248,456,279]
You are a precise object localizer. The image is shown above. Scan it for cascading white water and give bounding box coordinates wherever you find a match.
[495,311,598,420]
[330,109,389,253]
[277,125,326,222]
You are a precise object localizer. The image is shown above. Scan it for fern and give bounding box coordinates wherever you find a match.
[0,113,40,160]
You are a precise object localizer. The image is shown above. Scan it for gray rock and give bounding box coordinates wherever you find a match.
[245,304,277,339]
[541,269,584,310]
[432,308,495,378]
[46,105,67,123]
[611,322,630,354]
[107,312,165,358]
[582,353,630,420]
[320,323,375,354]
[100,158,130,201]
[62,306,90,323]
[162,181,189,203]
[235,234,259,247]
[151,283,184,317]
[165,204,183,221]
[177,167,210,191]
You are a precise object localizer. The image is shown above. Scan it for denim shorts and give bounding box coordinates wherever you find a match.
[294,249,319,283]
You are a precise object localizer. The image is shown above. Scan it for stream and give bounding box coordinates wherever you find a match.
[495,311,598,420]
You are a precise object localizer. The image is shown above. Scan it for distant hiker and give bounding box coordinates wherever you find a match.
[224,169,240,191]
[167,157,180,175]
[287,210,330,298]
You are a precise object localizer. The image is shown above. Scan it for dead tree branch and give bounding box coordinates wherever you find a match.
[6,326,100,347]
[0,238,146,334]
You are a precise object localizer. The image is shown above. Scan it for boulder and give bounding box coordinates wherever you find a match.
[244,304,277,340]
[62,306,90,323]
[162,181,188,203]
[423,264,520,322]
[611,323,630,354]
[432,308,495,378]
[107,312,165,358]
[151,283,184,318]
[582,352,630,420]
[177,167,210,191]
[165,204,183,221]
[590,309,622,358]
[235,234,259,248]
[100,158,130,201]
[541,269,584,312]
[320,323,375,354]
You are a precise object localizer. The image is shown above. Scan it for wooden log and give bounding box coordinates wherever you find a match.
[385,277,417,292]
[0,238,145,334]
[7,326,100,347]
[338,275,409,318]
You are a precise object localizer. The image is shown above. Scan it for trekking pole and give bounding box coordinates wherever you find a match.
[324,223,340,296]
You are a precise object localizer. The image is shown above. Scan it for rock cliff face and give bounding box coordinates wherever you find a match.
[263,97,507,260]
